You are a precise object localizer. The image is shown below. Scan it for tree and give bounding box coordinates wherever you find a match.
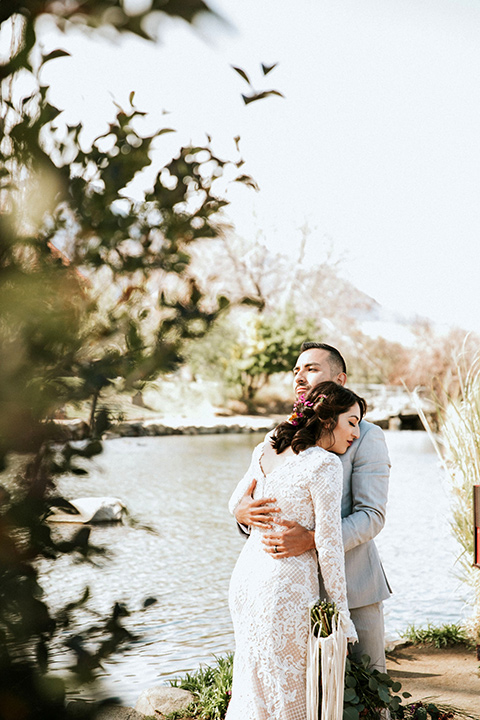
[399,322,479,399]
[188,306,320,410]
[0,2,260,716]
[230,309,320,407]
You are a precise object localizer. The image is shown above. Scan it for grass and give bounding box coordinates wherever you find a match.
[400,623,471,649]
[166,653,234,720]
[164,649,474,720]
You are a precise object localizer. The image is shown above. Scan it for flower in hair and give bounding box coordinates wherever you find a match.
[286,393,327,425]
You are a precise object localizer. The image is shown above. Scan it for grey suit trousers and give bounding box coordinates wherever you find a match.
[349,602,386,673]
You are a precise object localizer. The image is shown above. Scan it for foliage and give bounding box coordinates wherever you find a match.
[188,306,320,408]
[188,234,480,397]
[413,352,480,634]
[400,623,470,649]
[342,653,410,720]
[310,602,406,720]
[309,601,407,719]
[0,0,268,716]
[401,324,479,399]
[232,62,284,105]
[398,702,450,720]
[168,653,234,720]
[398,701,477,720]
[343,332,413,386]
[168,650,468,720]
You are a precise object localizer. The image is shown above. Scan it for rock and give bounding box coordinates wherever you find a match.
[47,497,126,524]
[135,686,195,718]
[226,400,249,415]
[51,419,90,440]
[132,391,146,408]
[95,705,145,720]
[388,416,402,431]
[385,638,412,653]
[65,700,143,719]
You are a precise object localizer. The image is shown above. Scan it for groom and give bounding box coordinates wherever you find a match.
[234,341,391,671]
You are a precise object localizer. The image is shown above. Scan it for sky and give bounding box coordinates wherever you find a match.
[35,0,480,335]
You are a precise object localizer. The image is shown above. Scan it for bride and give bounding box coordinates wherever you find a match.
[226,381,364,720]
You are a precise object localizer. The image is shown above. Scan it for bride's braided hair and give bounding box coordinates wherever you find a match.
[271,381,366,455]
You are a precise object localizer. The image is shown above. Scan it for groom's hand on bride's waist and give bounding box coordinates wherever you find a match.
[234,478,281,529]
[262,519,315,558]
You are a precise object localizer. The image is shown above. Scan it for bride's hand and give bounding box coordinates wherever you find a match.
[234,479,280,528]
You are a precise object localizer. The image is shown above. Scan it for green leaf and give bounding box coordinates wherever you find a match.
[71,467,88,476]
[391,681,402,692]
[390,696,401,710]
[240,296,265,308]
[217,295,230,310]
[343,688,358,702]
[234,174,259,190]
[376,672,391,683]
[261,62,278,75]
[41,49,71,65]
[242,89,285,105]
[378,685,391,704]
[232,65,251,85]
[82,440,103,458]
[343,706,360,720]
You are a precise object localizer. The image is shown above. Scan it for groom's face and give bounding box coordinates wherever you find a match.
[293,348,345,398]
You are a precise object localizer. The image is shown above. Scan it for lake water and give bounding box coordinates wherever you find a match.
[38,430,470,706]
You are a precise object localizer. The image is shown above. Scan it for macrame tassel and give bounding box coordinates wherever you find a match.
[306,610,348,720]
[306,614,320,720]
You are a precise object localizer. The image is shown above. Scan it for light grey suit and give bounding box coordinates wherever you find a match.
[318,418,391,669]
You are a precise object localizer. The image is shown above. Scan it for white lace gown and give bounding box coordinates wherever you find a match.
[226,442,357,720]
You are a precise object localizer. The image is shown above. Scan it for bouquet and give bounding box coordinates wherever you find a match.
[307,600,348,720]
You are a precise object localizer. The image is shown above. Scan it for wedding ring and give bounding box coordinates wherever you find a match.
[274,545,278,554]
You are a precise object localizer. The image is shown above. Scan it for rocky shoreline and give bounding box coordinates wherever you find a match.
[81,685,195,720]
[71,639,480,719]
[52,386,434,441]
[53,415,280,442]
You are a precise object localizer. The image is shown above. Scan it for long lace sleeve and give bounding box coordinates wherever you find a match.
[228,442,263,516]
[310,452,357,643]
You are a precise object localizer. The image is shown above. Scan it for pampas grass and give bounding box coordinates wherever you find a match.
[412,349,480,639]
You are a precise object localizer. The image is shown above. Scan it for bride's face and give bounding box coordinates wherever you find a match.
[326,403,361,454]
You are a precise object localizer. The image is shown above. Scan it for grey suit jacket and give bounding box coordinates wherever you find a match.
[318,419,391,609]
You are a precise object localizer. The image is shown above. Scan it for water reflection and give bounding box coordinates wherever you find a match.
[35,431,467,706]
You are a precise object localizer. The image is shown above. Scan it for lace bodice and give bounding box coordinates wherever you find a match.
[226,441,356,720]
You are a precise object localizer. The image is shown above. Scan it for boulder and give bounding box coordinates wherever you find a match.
[66,701,143,719]
[52,419,90,441]
[135,686,195,718]
[95,706,145,720]
[47,497,126,524]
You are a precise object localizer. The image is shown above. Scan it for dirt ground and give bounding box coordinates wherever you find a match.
[386,642,480,718]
